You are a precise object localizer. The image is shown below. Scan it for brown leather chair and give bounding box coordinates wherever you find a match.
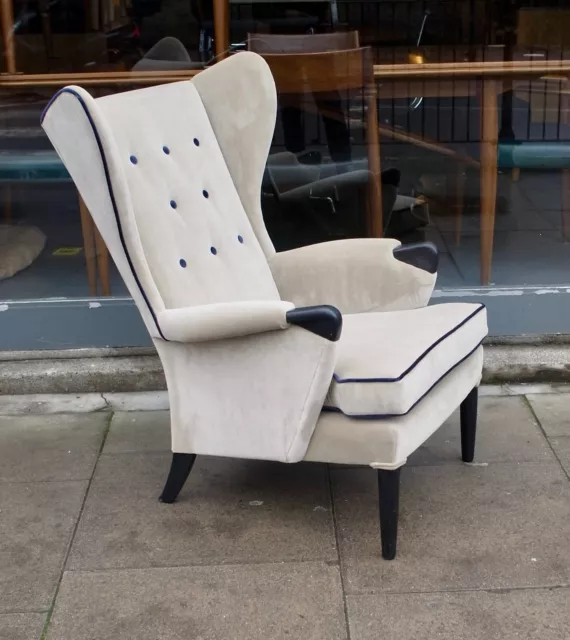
[259,47,385,238]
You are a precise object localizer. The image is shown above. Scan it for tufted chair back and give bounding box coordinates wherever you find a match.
[41,53,281,337]
[41,52,341,465]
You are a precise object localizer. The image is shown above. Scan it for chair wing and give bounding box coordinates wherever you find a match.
[41,69,281,332]
[193,52,278,258]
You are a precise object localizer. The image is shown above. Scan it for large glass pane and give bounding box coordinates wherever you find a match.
[3,0,570,347]
[0,0,203,309]
[237,2,570,335]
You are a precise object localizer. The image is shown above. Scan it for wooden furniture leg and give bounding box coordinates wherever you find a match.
[367,83,383,237]
[213,0,229,60]
[94,227,111,296]
[512,167,520,182]
[0,0,16,73]
[454,164,466,246]
[78,193,98,296]
[562,169,570,242]
[479,79,499,285]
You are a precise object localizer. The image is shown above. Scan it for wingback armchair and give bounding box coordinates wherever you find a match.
[41,52,487,559]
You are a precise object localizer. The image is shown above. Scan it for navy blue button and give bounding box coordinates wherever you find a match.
[179,259,187,268]
[237,235,244,244]
[163,146,170,155]
[193,138,200,146]
[202,189,209,199]
[210,247,217,255]
[130,155,137,164]
[170,200,177,209]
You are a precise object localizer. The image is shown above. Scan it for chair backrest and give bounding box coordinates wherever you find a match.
[247,31,359,54]
[41,53,281,339]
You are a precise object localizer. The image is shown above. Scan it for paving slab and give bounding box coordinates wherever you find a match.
[0,481,88,612]
[46,563,347,640]
[103,411,170,454]
[332,462,570,594]
[0,613,46,640]
[527,394,570,437]
[0,414,108,483]
[408,396,552,466]
[549,436,570,476]
[0,394,107,415]
[68,454,336,570]
[347,587,570,640]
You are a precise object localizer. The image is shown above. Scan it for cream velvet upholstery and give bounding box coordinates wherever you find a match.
[193,56,433,314]
[41,54,336,463]
[158,300,294,342]
[305,348,484,468]
[192,54,278,258]
[41,51,486,471]
[327,303,487,416]
[156,326,337,462]
[270,238,436,313]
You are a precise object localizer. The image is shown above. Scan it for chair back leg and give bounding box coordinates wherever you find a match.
[460,387,478,463]
[159,453,197,503]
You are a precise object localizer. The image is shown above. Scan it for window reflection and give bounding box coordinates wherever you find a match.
[1,1,570,339]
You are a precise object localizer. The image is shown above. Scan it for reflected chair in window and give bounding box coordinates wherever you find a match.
[264,150,398,242]
[132,37,204,71]
[247,30,360,53]
[42,51,488,559]
[258,47,385,237]
[250,33,428,241]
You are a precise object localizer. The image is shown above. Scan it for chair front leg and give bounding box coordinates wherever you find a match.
[460,387,478,463]
[159,453,197,503]
[377,467,401,560]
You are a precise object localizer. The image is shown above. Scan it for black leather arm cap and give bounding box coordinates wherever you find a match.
[393,241,439,274]
[286,305,343,342]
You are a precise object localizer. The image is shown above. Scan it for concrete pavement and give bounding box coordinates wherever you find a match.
[1,390,569,639]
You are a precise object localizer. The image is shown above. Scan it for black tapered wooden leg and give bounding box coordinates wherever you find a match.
[159,453,196,503]
[378,467,401,560]
[460,387,478,463]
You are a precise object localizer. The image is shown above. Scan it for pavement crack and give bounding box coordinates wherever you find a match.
[99,393,112,411]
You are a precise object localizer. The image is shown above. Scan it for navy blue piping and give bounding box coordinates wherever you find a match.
[323,338,484,419]
[333,303,485,384]
[41,89,166,340]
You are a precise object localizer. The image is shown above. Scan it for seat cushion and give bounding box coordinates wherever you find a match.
[326,303,487,417]
[306,347,484,468]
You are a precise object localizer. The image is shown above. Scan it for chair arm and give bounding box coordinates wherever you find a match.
[157,300,295,343]
[269,238,438,314]
[286,305,342,341]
